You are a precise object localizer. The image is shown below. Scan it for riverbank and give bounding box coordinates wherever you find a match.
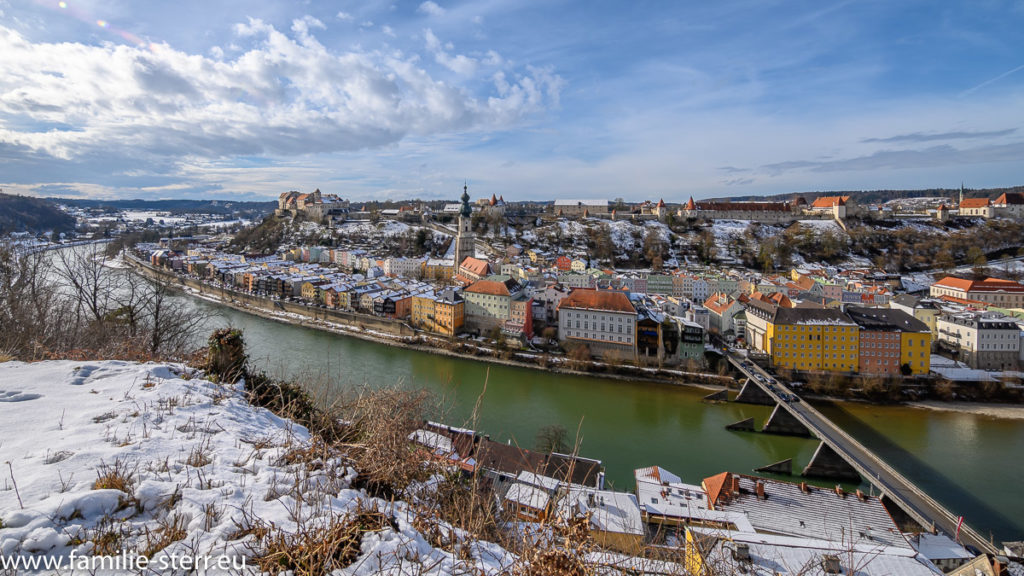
[906,400,1024,420]
[124,253,732,391]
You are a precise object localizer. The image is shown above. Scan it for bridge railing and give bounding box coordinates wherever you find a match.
[727,355,997,555]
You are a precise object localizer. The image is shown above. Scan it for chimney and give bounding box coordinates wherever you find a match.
[800,482,809,494]
[855,489,866,501]
[756,481,765,500]
[993,556,1008,576]
[822,554,842,575]
[731,476,741,495]
[835,485,846,498]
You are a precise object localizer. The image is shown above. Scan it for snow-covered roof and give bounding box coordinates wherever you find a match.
[504,483,550,511]
[558,487,644,536]
[692,528,942,576]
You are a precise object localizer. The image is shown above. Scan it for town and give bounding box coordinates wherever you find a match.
[128,186,1024,385]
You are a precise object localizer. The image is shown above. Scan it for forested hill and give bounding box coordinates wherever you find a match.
[706,185,1024,204]
[0,192,76,234]
[55,198,276,216]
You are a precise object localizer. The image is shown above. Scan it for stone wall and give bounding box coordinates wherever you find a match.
[128,257,415,338]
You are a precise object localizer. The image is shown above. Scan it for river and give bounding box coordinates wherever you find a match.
[178,295,1024,544]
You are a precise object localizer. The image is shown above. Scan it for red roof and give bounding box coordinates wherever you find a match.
[933,276,1024,293]
[810,195,850,208]
[558,289,635,313]
[685,196,696,210]
[703,292,735,315]
[959,198,990,209]
[465,279,514,297]
[703,472,733,507]
[994,192,1024,205]
[692,201,791,212]
[459,257,490,277]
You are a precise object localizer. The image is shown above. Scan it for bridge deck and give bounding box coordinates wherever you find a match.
[727,355,998,556]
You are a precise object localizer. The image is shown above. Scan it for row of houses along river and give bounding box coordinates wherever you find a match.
[177,289,1024,544]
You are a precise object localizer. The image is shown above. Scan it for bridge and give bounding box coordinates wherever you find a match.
[723,354,999,556]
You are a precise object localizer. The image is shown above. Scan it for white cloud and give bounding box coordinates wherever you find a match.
[423,28,477,76]
[483,50,502,67]
[336,11,353,21]
[0,22,561,177]
[381,25,396,38]
[417,1,445,17]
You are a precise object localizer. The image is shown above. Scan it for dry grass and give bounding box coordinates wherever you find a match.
[244,511,363,575]
[83,515,133,556]
[92,458,135,493]
[184,438,213,468]
[140,514,188,557]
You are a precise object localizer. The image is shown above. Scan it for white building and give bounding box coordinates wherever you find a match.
[554,199,609,217]
[384,257,423,279]
[936,312,1021,371]
[930,276,1024,309]
[557,289,637,359]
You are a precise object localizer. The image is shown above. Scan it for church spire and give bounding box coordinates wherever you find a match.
[460,182,472,217]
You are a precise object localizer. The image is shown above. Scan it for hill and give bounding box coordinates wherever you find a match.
[53,198,276,217]
[705,185,1024,205]
[0,192,76,235]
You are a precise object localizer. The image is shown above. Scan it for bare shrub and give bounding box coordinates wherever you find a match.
[337,387,433,498]
[205,328,247,384]
[243,510,364,575]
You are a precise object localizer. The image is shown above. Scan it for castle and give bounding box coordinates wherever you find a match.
[276,189,349,223]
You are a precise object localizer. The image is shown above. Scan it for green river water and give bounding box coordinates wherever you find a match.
[188,298,1024,543]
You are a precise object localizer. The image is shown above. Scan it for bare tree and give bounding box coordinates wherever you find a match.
[0,245,70,357]
[143,278,211,356]
[52,243,116,328]
[2,243,212,360]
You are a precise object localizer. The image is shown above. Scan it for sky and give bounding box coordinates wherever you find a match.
[1,0,1023,202]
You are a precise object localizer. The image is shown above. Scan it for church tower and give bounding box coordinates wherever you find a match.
[454,183,475,269]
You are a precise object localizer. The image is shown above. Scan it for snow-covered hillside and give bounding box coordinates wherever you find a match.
[0,361,512,574]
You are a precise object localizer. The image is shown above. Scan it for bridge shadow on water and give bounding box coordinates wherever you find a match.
[815,400,1017,544]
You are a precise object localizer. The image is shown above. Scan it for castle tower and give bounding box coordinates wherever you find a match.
[454,183,475,269]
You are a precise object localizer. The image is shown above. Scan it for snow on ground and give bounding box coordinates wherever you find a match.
[121,211,187,225]
[336,220,415,237]
[0,361,511,574]
[794,219,844,233]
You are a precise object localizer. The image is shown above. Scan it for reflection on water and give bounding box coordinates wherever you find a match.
[185,296,1023,542]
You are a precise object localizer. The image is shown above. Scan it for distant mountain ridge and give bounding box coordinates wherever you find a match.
[53,198,276,216]
[703,185,1024,205]
[0,192,76,235]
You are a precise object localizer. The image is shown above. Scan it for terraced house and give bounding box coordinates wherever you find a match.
[411,288,465,337]
[845,306,931,376]
[463,275,523,333]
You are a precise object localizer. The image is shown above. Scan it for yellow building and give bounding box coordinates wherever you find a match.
[423,260,454,282]
[747,302,859,373]
[900,331,932,375]
[411,289,465,336]
[300,281,322,302]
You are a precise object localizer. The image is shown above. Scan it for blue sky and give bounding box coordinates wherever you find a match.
[1,0,1022,202]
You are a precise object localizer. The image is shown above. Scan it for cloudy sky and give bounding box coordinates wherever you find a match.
[1,0,1023,202]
